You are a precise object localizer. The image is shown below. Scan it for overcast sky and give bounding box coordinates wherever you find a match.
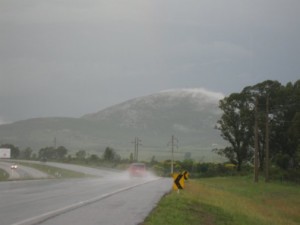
[0,0,299,123]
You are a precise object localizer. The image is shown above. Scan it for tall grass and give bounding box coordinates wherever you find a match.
[144,177,300,225]
[0,169,9,181]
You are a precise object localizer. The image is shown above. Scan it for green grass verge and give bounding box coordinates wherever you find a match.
[143,177,300,225]
[0,168,9,181]
[18,162,88,179]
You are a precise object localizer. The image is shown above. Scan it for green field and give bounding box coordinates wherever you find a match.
[143,177,300,225]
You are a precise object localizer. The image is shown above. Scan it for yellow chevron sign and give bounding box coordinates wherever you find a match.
[182,171,190,180]
[172,173,185,191]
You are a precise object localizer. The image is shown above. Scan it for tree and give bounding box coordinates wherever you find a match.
[150,155,157,165]
[55,146,68,160]
[103,147,117,162]
[37,146,68,161]
[181,159,194,172]
[76,150,86,160]
[248,80,300,170]
[129,153,134,163]
[21,147,32,160]
[216,79,300,175]
[89,154,100,163]
[39,147,54,161]
[215,92,254,171]
[286,81,300,168]
[288,112,300,168]
[242,80,282,171]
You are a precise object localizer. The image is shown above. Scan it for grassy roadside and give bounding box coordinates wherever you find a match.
[143,177,300,225]
[18,162,88,179]
[0,169,9,181]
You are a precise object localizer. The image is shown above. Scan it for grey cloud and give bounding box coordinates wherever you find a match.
[0,0,299,122]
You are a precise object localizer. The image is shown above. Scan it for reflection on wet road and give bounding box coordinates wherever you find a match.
[0,162,172,225]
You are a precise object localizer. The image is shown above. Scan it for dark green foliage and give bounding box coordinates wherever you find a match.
[216,80,300,181]
[38,146,68,161]
[75,150,86,160]
[216,92,255,171]
[102,147,120,162]
[88,154,100,162]
[20,147,33,160]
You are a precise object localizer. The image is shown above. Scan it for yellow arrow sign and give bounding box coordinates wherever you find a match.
[172,173,185,191]
[182,171,189,180]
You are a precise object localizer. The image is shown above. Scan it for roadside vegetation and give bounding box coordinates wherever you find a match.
[0,168,9,181]
[214,80,300,183]
[143,177,300,225]
[18,162,87,179]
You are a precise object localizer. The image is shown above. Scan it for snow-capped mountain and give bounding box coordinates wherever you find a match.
[82,88,223,129]
[0,89,225,161]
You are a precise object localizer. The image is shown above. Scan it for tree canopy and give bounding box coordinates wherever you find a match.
[216,80,300,172]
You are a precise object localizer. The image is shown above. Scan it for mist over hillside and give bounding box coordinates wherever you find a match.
[0,89,226,161]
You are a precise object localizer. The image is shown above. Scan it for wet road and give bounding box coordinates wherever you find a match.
[0,163,172,225]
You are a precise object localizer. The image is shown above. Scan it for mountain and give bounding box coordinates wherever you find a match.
[0,89,226,161]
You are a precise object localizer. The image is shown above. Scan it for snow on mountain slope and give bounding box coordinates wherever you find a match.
[0,89,226,161]
[82,88,224,130]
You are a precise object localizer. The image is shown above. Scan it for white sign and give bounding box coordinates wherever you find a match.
[0,148,11,158]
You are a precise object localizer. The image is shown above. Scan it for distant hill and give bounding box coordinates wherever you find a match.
[0,89,226,161]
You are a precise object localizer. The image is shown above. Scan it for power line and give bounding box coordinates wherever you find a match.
[131,137,142,162]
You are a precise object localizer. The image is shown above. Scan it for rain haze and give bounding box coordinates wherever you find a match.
[1,0,299,124]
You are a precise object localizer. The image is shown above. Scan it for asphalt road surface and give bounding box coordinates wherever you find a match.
[0,162,172,225]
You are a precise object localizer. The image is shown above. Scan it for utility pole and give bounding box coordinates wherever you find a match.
[132,137,142,162]
[254,96,259,183]
[168,135,178,174]
[265,95,270,182]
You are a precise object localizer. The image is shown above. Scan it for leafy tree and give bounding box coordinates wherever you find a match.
[242,80,282,170]
[38,146,68,161]
[89,154,100,162]
[129,153,134,163]
[181,159,194,172]
[102,147,120,162]
[255,80,300,170]
[150,155,157,165]
[103,147,115,161]
[55,146,68,160]
[21,147,32,160]
[38,147,54,160]
[288,111,300,168]
[215,92,254,171]
[286,81,300,168]
[216,79,300,175]
[75,150,86,160]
